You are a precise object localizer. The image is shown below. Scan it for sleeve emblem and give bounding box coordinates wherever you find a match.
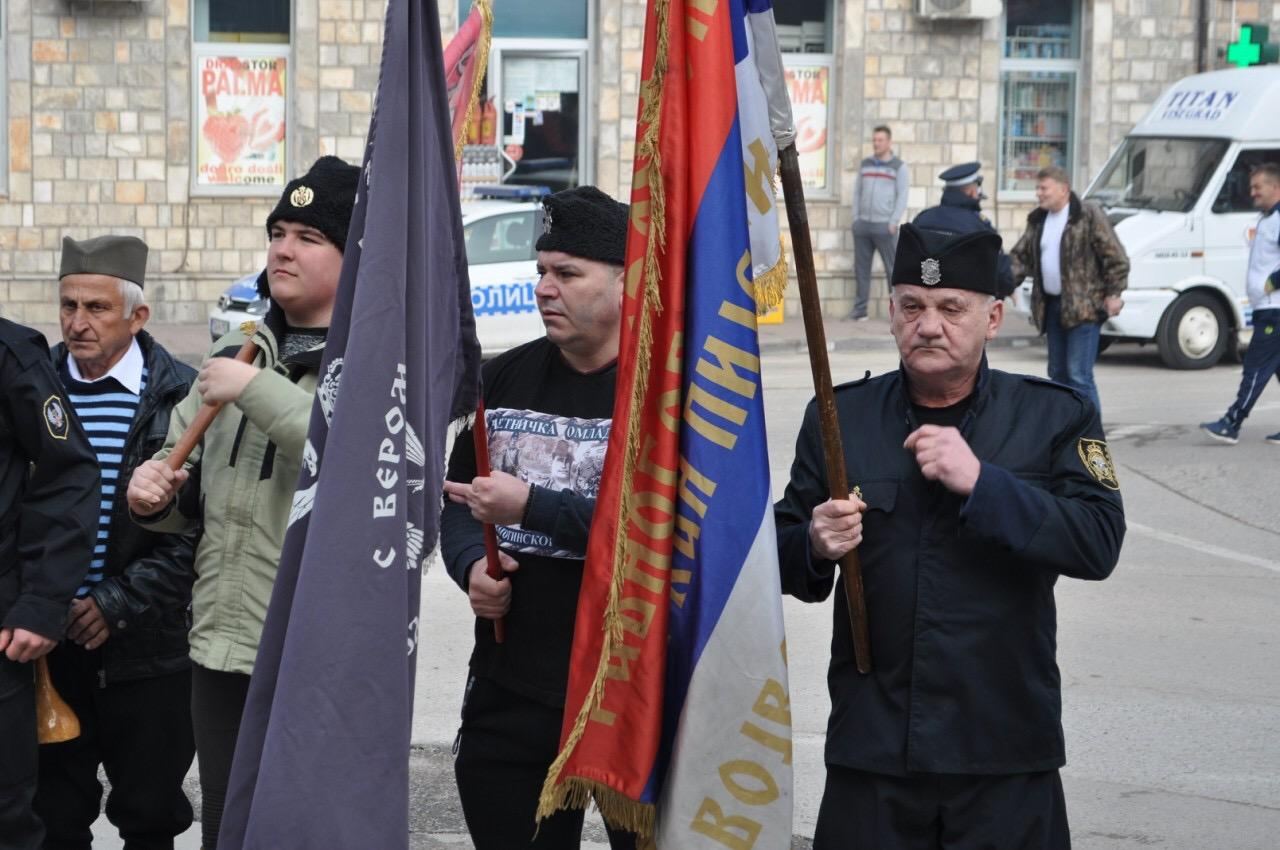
[43,395,69,440]
[1077,438,1119,490]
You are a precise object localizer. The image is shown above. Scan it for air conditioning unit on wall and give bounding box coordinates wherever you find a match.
[917,0,1002,20]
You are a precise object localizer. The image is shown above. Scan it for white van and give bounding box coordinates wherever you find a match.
[1072,66,1280,368]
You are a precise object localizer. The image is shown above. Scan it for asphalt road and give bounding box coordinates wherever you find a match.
[94,336,1280,848]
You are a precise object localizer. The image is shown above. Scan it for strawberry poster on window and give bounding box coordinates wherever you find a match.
[784,61,831,193]
[194,50,288,191]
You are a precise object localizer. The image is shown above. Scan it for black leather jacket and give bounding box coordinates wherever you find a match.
[51,331,199,684]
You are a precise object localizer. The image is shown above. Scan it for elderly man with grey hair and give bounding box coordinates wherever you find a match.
[33,235,199,849]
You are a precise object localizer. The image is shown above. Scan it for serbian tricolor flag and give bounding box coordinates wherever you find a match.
[537,0,793,846]
[444,0,493,178]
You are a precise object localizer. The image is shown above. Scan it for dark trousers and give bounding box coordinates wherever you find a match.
[1224,308,1280,427]
[454,675,638,850]
[853,221,897,318]
[814,765,1070,850]
[190,663,251,850]
[33,643,194,850]
[0,657,41,850]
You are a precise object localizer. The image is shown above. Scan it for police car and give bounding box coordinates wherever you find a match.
[208,186,547,357]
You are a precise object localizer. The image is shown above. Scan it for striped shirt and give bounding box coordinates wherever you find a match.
[60,341,147,597]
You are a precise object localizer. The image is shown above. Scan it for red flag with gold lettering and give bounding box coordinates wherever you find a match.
[538,0,793,845]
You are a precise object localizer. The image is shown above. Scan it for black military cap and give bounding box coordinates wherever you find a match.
[892,223,1002,296]
[535,186,630,266]
[59,235,149,288]
[939,161,983,187]
[266,155,361,253]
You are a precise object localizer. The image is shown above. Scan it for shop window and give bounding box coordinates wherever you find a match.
[0,0,7,196]
[459,0,586,39]
[999,0,1080,193]
[774,0,832,54]
[191,0,291,196]
[194,0,289,43]
[779,0,835,195]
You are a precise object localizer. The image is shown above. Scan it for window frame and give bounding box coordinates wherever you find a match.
[997,1,1082,200]
[189,1,293,198]
[0,0,7,197]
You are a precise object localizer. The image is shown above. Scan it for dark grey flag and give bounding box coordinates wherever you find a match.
[217,0,480,844]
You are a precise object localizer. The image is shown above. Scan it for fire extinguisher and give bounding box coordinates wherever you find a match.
[480,98,497,146]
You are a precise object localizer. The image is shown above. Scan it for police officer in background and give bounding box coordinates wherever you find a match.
[0,317,99,850]
[913,161,1015,299]
[775,224,1125,848]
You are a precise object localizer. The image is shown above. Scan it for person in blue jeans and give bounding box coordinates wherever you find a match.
[1009,167,1129,416]
[1202,163,1280,444]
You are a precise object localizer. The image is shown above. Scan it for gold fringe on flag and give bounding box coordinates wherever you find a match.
[754,238,789,315]
[536,0,672,839]
[453,0,494,163]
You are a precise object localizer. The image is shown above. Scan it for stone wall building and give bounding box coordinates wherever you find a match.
[0,0,1274,324]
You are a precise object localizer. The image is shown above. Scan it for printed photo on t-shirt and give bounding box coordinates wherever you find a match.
[485,407,611,559]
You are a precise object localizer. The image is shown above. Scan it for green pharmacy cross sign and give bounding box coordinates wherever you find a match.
[1227,23,1280,68]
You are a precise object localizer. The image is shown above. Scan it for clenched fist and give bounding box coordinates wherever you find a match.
[904,425,981,496]
[809,492,867,562]
[467,553,520,620]
[127,459,189,516]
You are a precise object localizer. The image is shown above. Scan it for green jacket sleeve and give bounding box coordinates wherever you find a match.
[133,381,203,535]
[234,368,314,462]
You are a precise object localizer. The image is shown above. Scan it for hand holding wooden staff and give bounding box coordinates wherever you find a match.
[128,335,261,516]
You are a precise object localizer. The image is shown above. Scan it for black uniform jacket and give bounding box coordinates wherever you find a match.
[0,318,99,641]
[52,331,199,683]
[775,358,1125,776]
[914,188,1015,298]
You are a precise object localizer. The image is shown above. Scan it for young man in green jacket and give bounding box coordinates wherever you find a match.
[127,155,359,850]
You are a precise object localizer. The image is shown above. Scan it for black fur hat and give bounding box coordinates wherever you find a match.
[265,156,360,254]
[535,186,629,266]
[892,224,1002,296]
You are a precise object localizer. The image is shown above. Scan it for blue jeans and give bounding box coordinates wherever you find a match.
[1044,296,1102,415]
[1223,308,1280,427]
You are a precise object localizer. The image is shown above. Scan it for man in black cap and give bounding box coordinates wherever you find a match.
[775,223,1126,849]
[0,315,98,850]
[441,185,637,849]
[913,162,1014,299]
[126,155,359,849]
[34,235,200,848]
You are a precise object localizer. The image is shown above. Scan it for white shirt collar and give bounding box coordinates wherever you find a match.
[67,337,145,395]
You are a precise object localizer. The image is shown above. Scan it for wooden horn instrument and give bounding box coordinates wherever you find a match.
[35,656,80,744]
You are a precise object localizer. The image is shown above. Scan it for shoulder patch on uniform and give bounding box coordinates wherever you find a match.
[43,395,69,440]
[1077,438,1119,490]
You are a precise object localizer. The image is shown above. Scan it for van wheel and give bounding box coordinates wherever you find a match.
[1157,292,1228,369]
[1098,336,1115,355]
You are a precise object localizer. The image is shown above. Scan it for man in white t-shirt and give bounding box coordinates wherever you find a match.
[1200,163,1280,444]
[1010,167,1129,415]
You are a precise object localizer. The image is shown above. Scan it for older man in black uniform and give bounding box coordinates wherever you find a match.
[913,161,1014,298]
[0,317,99,850]
[775,224,1125,849]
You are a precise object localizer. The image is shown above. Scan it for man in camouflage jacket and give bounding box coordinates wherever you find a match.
[1010,167,1129,414]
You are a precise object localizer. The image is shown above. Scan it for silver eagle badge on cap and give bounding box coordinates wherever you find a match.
[921,258,942,286]
[542,206,553,235]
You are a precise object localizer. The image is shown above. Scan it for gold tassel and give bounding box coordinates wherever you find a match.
[537,0,672,837]
[753,241,789,315]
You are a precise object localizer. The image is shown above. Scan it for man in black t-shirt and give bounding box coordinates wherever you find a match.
[441,186,637,850]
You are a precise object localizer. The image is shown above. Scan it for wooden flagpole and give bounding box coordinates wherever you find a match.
[776,143,872,674]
